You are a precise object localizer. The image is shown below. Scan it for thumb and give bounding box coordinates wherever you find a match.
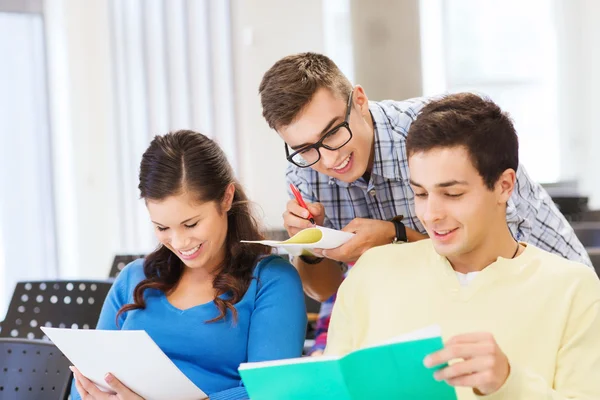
[307,202,324,216]
[104,373,126,393]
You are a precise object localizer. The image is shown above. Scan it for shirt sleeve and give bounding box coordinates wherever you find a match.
[478,269,600,400]
[209,256,307,400]
[247,256,307,360]
[285,163,335,230]
[309,293,337,353]
[323,254,371,356]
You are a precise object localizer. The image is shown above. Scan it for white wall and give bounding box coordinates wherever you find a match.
[45,0,122,278]
[555,0,600,208]
[230,0,326,229]
[351,0,423,100]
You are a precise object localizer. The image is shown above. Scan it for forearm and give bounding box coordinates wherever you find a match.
[406,226,428,242]
[293,256,345,302]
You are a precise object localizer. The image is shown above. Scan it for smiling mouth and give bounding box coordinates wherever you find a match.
[178,244,201,256]
[332,153,352,171]
[433,228,458,236]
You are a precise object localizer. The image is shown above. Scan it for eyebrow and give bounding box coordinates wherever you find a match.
[290,116,343,150]
[152,214,202,227]
[409,179,468,188]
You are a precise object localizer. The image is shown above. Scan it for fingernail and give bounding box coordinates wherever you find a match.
[104,373,113,383]
[423,356,431,367]
[321,250,328,257]
[303,210,309,218]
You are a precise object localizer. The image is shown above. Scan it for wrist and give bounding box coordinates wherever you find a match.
[299,254,324,264]
[389,215,407,243]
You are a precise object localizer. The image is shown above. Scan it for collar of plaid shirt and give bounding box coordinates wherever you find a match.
[328,100,425,188]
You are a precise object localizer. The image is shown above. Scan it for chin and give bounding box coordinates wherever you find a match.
[431,242,462,258]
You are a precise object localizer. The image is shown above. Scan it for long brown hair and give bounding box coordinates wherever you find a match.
[117,130,270,323]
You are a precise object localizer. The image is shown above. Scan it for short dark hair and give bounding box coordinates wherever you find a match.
[406,93,519,189]
[259,52,353,131]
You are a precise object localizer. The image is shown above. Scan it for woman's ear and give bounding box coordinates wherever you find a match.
[222,183,235,213]
[496,168,516,204]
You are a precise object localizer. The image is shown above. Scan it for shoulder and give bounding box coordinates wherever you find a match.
[370,97,432,138]
[523,245,600,304]
[346,240,436,284]
[253,255,302,286]
[373,97,431,117]
[113,258,146,291]
[527,245,599,284]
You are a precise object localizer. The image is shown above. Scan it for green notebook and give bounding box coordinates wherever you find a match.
[239,325,457,400]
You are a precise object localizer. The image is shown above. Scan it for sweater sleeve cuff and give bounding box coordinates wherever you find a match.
[475,362,552,399]
[476,362,523,399]
[208,386,249,400]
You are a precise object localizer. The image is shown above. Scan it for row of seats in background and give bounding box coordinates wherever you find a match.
[0,255,142,399]
[0,253,320,400]
[545,181,600,274]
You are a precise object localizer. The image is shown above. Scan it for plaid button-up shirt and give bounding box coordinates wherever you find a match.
[286,98,592,267]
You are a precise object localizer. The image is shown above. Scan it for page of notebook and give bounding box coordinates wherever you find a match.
[238,325,442,370]
[41,327,207,400]
[241,226,354,256]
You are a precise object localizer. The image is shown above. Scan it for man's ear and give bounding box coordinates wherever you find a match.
[496,168,516,204]
[222,183,235,213]
[352,85,370,115]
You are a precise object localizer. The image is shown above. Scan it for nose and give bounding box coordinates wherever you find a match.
[320,148,341,169]
[422,196,445,225]
[170,230,190,251]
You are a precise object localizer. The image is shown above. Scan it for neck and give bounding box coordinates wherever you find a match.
[447,224,520,274]
[365,110,375,173]
[181,249,225,285]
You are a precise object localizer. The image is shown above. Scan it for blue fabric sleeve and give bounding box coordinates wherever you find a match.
[208,385,250,400]
[208,256,307,400]
[69,261,139,400]
[247,256,307,360]
[95,260,139,330]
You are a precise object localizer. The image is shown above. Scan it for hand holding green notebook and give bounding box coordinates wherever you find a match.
[239,325,457,400]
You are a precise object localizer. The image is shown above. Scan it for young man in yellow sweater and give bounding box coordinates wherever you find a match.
[325,93,600,399]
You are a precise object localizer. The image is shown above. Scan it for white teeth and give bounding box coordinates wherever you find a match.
[333,154,351,170]
[180,245,200,256]
[436,230,452,235]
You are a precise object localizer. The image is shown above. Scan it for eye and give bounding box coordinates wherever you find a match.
[156,226,168,232]
[184,222,198,229]
[445,193,464,198]
[414,193,428,198]
[326,127,341,137]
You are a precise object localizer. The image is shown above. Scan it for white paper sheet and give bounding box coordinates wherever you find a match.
[241,226,354,256]
[41,327,207,400]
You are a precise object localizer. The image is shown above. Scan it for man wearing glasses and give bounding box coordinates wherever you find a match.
[258,52,592,307]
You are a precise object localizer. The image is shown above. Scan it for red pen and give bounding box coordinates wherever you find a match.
[289,183,316,225]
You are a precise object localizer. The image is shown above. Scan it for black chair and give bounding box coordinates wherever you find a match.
[572,222,600,247]
[109,254,145,278]
[588,247,600,277]
[0,338,71,400]
[0,280,112,340]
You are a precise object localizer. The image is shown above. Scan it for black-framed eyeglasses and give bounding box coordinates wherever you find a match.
[285,91,354,168]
